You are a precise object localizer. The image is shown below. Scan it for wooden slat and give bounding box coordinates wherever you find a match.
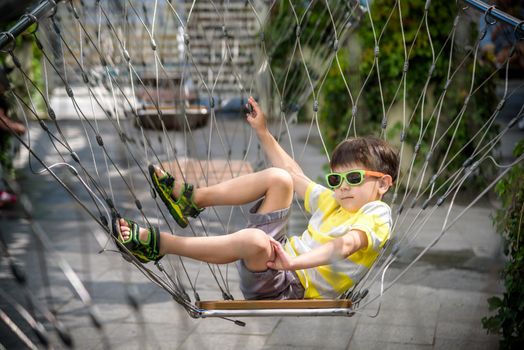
[196,299,352,310]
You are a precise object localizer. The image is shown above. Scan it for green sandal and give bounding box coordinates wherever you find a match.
[148,164,204,228]
[112,216,164,263]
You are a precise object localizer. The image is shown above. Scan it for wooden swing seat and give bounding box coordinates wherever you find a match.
[196,299,352,310]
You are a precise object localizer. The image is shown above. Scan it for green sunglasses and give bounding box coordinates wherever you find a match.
[325,169,386,189]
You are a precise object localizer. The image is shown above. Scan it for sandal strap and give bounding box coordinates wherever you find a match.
[180,184,204,218]
[133,224,163,263]
[115,215,163,263]
[148,164,204,227]
[163,175,174,188]
[144,225,162,262]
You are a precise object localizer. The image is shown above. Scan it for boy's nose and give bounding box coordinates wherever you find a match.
[339,181,351,190]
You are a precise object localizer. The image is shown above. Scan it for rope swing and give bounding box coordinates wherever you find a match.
[0,0,523,334]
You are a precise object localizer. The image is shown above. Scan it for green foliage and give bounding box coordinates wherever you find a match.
[482,140,524,348]
[0,23,44,114]
[264,1,349,117]
[0,23,42,177]
[318,50,353,151]
[318,0,498,188]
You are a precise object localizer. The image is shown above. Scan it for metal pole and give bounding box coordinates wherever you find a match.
[199,307,355,318]
[463,0,524,35]
[0,0,60,50]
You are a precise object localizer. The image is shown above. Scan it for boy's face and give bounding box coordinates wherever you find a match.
[330,163,392,212]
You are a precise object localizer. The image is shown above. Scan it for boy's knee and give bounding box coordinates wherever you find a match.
[266,167,293,191]
[239,228,272,271]
[237,228,271,257]
[249,228,271,253]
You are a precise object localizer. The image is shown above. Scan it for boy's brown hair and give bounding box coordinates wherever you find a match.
[330,137,399,182]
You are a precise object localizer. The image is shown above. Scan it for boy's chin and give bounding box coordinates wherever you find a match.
[339,202,360,213]
[335,195,359,210]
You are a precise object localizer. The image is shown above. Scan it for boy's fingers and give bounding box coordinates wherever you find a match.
[269,237,281,248]
[248,96,260,112]
[269,242,281,254]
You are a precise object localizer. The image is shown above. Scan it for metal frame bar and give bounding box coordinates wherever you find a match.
[198,308,355,318]
[0,0,60,50]
[464,0,524,35]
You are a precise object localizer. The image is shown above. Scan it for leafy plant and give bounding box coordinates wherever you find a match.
[482,140,524,348]
[318,0,498,188]
[264,1,358,118]
[0,23,42,178]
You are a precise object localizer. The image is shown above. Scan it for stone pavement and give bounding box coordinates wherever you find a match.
[0,103,521,349]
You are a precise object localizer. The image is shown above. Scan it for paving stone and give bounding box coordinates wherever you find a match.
[99,321,193,350]
[178,333,267,350]
[58,323,108,350]
[262,346,339,350]
[371,292,441,314]
[90,302,134,323]
[52,299,120,330]
[351,323,435,345]
[433,337,499,350]
[435,321,499,341]
[379,284,437,300]
[195,316,279,335]
[358,306,438,328]
[438,301,495,324]
[346,340,433,350]
[266,317,358,349]
[139,302,200,331]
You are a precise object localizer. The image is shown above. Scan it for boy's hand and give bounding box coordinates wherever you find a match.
[245,96,267,134]
[267,237,294,270]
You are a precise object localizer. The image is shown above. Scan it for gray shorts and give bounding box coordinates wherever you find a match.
[237,200,305,300]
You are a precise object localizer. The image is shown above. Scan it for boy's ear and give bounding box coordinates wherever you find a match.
[378,175,393,194]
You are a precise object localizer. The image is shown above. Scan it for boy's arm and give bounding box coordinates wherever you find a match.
[246,97,311,199]
[267,230,369,271]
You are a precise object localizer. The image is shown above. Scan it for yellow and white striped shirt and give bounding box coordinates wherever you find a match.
[285,182,392,299]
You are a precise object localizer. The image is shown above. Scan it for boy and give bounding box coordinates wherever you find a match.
[114,97,399,300]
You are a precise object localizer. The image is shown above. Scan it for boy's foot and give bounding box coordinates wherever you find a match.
[149,165,204,228]
[113,217,163,263]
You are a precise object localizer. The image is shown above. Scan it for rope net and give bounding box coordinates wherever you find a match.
[1,0,523,345]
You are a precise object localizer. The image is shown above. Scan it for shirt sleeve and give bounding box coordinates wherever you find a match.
[350,202,392,252]
[304,182,336,214]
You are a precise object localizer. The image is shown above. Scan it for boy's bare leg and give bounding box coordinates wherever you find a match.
[140,166,294,270]
[153,166,293,214]
[118,219,273,271]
